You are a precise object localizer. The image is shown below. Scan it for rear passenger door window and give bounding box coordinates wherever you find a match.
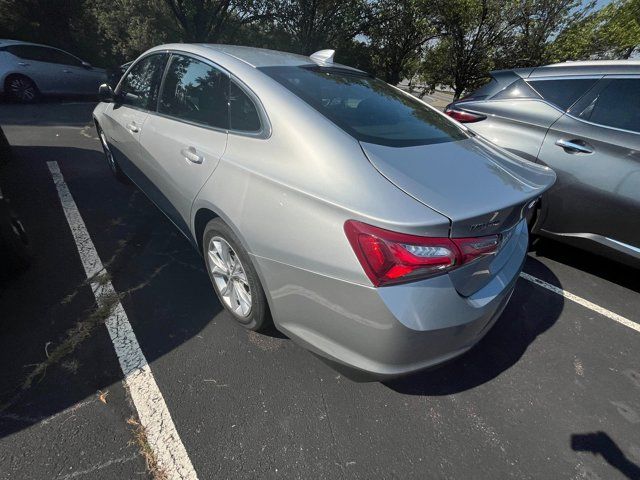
[229,81,261,133]
[575,78,640,133]
[6,45,50,62]
[159,54,229,129]
[528,78,598,111]
[118,54,168,110]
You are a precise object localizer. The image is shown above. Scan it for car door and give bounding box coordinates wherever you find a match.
[138,53,230,237]
[537,76,640,252]
[100,53,168,188]
[43,48,98,95]
[4,45,67,94]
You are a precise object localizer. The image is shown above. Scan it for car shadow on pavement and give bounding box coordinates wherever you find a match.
[0,142,222,439]
[531,237,640,293]
[385,257,564,396]
[0,99,97,127]
[572,431,640,480]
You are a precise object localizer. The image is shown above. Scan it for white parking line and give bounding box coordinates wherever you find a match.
[47,162,198,480]
[520,272,640,334]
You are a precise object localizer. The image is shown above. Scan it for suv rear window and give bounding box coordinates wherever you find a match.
[528,78,597,110]
[260,66,468,147]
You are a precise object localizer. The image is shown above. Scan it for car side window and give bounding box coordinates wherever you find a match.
[491,79,540,100]
[118,54,167,110]
[528,78,598,111]
[159,54,229,129]
[6,45,50,62]
[577,78,640,133]
[229,81,261,132]
[44,48,84,67]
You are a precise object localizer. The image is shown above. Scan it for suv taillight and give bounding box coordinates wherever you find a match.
[445,107,486,123]
[344,220,500,287]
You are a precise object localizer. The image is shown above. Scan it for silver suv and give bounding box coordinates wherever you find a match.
[446,61,640,266]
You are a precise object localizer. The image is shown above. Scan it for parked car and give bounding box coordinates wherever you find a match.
[445,60,640,266]
[0,125,30,275]
[0,39,107,102]
[93,44,555,378]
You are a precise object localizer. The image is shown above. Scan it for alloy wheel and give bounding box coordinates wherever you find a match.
[8,77,36,102]
[207,236,252,317]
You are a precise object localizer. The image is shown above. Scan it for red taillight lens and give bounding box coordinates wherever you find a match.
[452,235,501,264]
[445,107,486,123]
[344,220,500,287]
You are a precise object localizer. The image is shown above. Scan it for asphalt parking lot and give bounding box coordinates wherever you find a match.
[1,101,639,480]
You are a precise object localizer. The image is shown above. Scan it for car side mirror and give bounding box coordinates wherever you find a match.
[99,83,115,103]
[82,61,92,69]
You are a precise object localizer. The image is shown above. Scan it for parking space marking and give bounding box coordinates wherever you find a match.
[47,162,198,480]
[520,272,640,333]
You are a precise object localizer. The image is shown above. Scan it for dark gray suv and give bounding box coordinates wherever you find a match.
[446,60,640,266]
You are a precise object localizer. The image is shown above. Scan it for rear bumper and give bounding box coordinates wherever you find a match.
[254,221,528,379]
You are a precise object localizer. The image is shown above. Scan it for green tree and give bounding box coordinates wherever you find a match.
[551,0,640,61]
[366,0,439,85]
[163,0,274,43]
[420,0,520,100]
[497,0,590,68]
[268,0,369,55]
[0,0,103,64]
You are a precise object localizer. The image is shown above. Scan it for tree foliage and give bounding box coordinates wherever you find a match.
[0,0,636,95]
[551,0,640,61]
[365,0,439,85]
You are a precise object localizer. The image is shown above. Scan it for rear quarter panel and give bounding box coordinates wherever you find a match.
[460,99,563,162]
[191,67,451,286]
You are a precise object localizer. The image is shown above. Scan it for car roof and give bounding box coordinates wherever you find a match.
[0,39,53,48]
[501,60,640,79]
[153,43,364,73]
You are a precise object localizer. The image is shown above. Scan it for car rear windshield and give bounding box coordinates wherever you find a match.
[259,66,468,147]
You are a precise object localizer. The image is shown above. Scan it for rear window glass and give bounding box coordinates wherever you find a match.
[492,79,541,100]
[528,78,598,110]
[259,66,468,147]
[462,78,499,101]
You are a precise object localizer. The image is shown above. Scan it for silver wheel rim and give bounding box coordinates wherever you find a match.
[9,78,36,101]
[99,130,117,171]
[207,236,252,318]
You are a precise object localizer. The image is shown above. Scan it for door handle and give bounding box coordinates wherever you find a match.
[555,139,594,154]
[126,123,139,133]
[181,147,203,164]
[18,62,29,67]
[63,69,72,73]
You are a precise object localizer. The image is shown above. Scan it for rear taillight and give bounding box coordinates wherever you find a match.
[445,107,486,123]
[344,220,500,287]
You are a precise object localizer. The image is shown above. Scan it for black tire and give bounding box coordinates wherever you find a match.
[203,218,271,331]
[0,198,30,274]
[5,75,40,103]
[95,123,129,183]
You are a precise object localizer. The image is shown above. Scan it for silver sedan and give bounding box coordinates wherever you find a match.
[0,39,107,101]
[93,44,556,379]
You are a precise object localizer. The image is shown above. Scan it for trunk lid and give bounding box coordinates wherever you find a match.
[360,138,555,297]
[360,138,555,238]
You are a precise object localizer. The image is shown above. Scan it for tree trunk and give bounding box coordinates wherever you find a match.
[453,84,465,101]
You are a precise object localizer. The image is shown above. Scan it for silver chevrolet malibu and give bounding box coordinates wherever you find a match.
[93,44,556,379]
